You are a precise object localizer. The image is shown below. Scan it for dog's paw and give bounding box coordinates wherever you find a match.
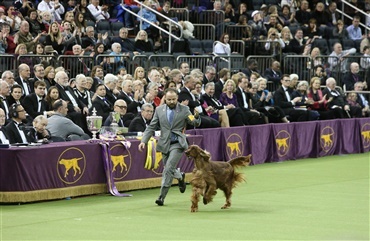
[203,197,208,205]
[221,204,230,209]
[191,208,198,212]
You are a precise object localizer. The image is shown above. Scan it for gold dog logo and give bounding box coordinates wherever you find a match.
[320,126,335,152]
[110,144,131,180]
[151,150,164,176]
[361,123,370,148]
[275,130,291,157]
[57,147,86,184]
[226,134,244,159]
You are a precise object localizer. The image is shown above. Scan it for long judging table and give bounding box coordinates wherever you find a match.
[1,118,370,203]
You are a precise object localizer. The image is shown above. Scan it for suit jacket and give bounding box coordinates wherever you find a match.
[342,72,363,91]
[288,38,306,55]
[235,87,251,110]
[0,96,9,118]
[81,36,96,49]
[15,77,34,98]
[103,113,135,127]
[89,97,112,122]
[128,115,148,132]
[264,68,282,84]
[22,93,47,119]
[56,84,86,113]
[273,86,295,110]
[141,103,201,153]
[105,86,118,106]
[0,127,9,144]
[4,120,27,144]
[178,87,202,114]
[322,87,347,108]
[117,91,141,115]
[214,80,224,100]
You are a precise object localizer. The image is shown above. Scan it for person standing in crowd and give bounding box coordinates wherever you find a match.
[138,88,201,206]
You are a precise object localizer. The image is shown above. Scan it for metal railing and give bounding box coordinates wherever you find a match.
[337,1,370,34]
[176,55,213,73]
[121,0,183,53]
[168,8,190,21]
[193,24,215,41]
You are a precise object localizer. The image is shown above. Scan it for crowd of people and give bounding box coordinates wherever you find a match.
[1,0,370,145]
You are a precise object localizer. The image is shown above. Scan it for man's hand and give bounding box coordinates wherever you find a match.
[194,108,200,118]
[138,142,146,152]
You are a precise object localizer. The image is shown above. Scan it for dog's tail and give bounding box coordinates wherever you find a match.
[228,155,252,187]
[228,155,251,168]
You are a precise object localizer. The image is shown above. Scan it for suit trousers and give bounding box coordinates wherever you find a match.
[159,143,183,199]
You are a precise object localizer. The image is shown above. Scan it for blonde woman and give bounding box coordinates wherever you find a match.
[134,30,153,52]
[45,22,64,54]
[265,27,285,56]
[133,66,147,85]
[310,47,323,67]
[219,79,239,108]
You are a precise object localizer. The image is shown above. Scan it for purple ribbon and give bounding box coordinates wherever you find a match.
[100,142,132,197]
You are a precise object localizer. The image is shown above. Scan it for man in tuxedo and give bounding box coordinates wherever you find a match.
[0,80,10,120]
[31,64,49,90]
[343,62,366,91]
[179,62,190,81]
[264,61,282,91]
[118,79,142,115]
[214,68,229,99]
[0,108,9,144]
[139,88,201,206]
[202,66,216,87]
[22,81,48,120]
[241,59,260,78]
[1,71,15,88]
[128,103,154,132]
[74,74,92,109]
[179,75,220,129]
[55,71,89,133]
[89,84,112,122]
[90,65,105,92]
[273,75,309,122]
[26,115,55,143]
[354,82,370,116]
[104,74,118,105]
[288,29,311,55]
[15,64,33,99]
[4,103,29,144]
[322,77,362,118]
[103,99,135,127]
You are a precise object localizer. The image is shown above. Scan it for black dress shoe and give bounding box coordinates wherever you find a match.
[178,172,186,193]
[155,196,164,206]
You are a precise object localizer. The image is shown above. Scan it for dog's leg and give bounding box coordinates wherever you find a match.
[191,186,200,212]
[221,188,232,209]
[203,184,217,205]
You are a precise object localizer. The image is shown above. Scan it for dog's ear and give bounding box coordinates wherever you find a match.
[199,149,211,161]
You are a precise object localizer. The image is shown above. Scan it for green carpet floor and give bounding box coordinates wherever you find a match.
[1,153,369,241]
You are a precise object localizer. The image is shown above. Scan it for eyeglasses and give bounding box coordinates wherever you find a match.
[144,110,153,113]
[116,105,127,109]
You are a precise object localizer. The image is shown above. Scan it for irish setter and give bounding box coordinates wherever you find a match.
[185,145,251,212]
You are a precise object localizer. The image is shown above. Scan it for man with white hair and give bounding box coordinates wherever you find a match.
[15,63,33,98]
[104,74,119,105]
[328,42,356,73]
[202,66,216,86]
[343,62,366,91]
[55,71,89,131]
[118,79,143,115]
[0,80,10,119]
[87,0,110,22]
[0,108,9,144]
[322,77,362,118]
[1,71,15,88]
[74,74,92,109]
[289,73,299,90]
[37,0,65,22]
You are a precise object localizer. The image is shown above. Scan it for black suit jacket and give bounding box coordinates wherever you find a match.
[214,80,224,100]
[15,77,34,98]
[322,87,347,108]
[81,36,96,49]
[0,127,9,144]
[89,97,112,122]
[273,86,295,110]
[235,87,251,110]
[4,120,27,144]
[56,84,86,113]
[288,38,306,55]
[264,68,282,84]
[342,72,362,91]
[0,97,9,118]
[103,113,135,127]
[178,87,202,114]
[128,115,147,132]
[117,91,141,115]
[22,93,47,119]
[105,86,118,106]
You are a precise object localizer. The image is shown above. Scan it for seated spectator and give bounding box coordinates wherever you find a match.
[310,2,328,27]
[291,80,320,120]
[14,20,43,53]
[63,11,76,31]
[310,47,323,67]
[103,99,135,127]
[343,62,366,91]
[313,65,328,85]
[307,77,335,120]
[235,3,248,23]
[61,20,82,52]
[118,79,143,115]
[3,6,22,33]
[328,43,356,73]
[265,14,283,33]
[26,115,64,143]
[295,0,311,27]
[134,30,153,53]
[273,75,309,122]
[288,28,312,55]
[354,82,370,116]
[265,28,285,57]
[77,0,95,23]
[45,86,59,111]
[325,2,340,27]
[322,77,362,118]
[361,46,370,69]
[74,74,92,109]
[47,100,90,141]
[133,66,147,86]
[0,108,9,144]
[15,43,33,67]
[22,80,50,120]
[0,80,10,120]
[303,18,322,40]
[128,103,154,132]
[14,0,34,17]
[346,15,363,41]
[213,33,233,55]
[45,22,64,54]
[332,20,349,41]
[4,103,28,144]
[89,83,112,122]
[146,82,161,107]
[111,28,140,55]
[37,0,65,22]
[0,23,16,54]
[41,11,53,31]
[87,0,110,23]
[264,60,282,90]
[280,26,293,53]
[223,3,236,25]
[279,4,297,27]
[248,10,267,41]
[7,84,23,107]
[137,0,160,45]
[74,12,87,35]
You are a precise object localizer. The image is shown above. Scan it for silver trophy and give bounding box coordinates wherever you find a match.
[110,112,121,128]
[86,108,103,140]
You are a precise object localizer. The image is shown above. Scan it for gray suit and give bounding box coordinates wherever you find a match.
[141,103,201,199]
[47,113,90,140]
